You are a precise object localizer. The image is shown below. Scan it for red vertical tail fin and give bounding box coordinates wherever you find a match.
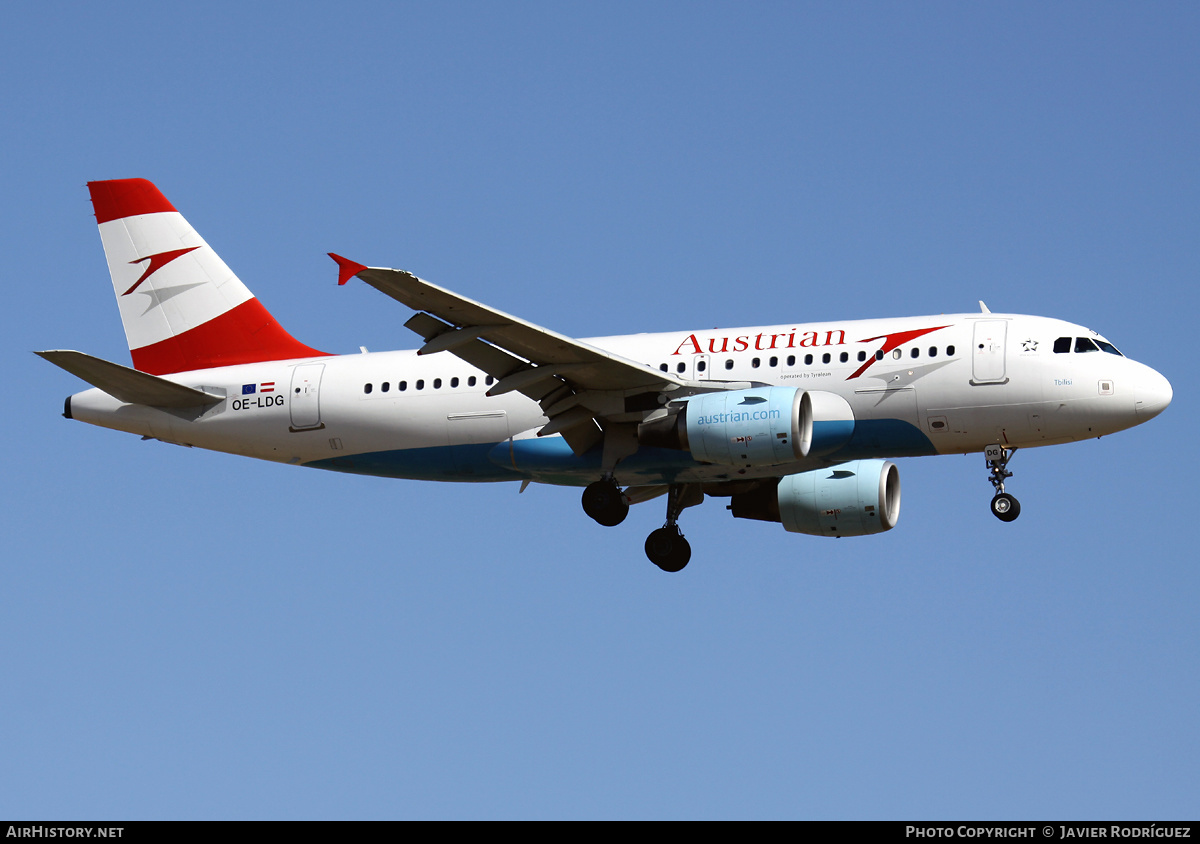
[89,178,328,375]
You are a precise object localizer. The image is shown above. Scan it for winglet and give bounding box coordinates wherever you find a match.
[329,253,368,286]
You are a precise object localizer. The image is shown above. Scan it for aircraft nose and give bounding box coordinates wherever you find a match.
[1134,367,1172,421]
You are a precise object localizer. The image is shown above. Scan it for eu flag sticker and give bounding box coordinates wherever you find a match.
[242,384,256,395]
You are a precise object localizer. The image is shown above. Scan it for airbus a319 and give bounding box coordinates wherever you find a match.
[40,179,1173,572]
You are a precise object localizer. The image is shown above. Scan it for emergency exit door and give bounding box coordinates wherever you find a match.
[290,363,325,430]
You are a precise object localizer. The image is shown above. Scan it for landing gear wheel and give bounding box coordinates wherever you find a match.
[582,480,628,527]
[984,445,1020,523]
[645,526,691,572]
[990,492,1021,522]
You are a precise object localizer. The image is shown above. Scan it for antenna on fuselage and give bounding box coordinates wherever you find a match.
[979,301,991,314]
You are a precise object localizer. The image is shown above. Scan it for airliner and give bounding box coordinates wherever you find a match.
[40,179,1173,572]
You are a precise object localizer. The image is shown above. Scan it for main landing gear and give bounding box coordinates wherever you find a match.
[645,526,690,573]
[644,485,696,573]
[985,444,1021,522]
[582,477,629,526]
[582,478,697,572]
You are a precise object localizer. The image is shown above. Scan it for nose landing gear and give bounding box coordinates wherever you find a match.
[985,444,1021,522]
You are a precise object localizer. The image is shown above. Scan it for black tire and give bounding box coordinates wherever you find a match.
[645,526,691,572]
[582,480,628,527]
[990,492,1021,522]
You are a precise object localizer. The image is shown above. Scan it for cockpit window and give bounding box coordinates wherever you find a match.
[1074,337,1100,353]
[1095,339,1123,356]
[1053,337,1071,354]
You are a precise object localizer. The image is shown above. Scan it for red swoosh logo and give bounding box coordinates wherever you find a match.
[122,246,201,296]
[846,325,952,379]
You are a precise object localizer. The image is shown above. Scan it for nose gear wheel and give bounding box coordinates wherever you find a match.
[990,492,1021,522]
[984,445,1020,522]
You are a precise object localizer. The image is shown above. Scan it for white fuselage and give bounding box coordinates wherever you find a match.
[67,311,1172,488]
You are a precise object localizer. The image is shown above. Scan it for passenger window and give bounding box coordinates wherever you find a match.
[399,380,407,391]
[1075,337,1099,353]
[805,354,813,365]
[857,351,867,362]
[364,383,373,394]
[416,379,424,390]
[875,350,884,361]
[911,348,919,359]
[381,382,390,393]
[1054,337,1071,354]
[947,345,955,356]
[928,346,937,358]
[724,359,734,370]
[485,376,494,386]
[697,360,706,372]
[433,378,442,388]
[660,363,668,372]
[769,356,777,367]
[822,353,831,364]
[468,376,476,387]
[787,355,796,366]
[752,358,760,368]
[892,349,902,360]
[676,362,686,373]
[839,352,848,363]
[451,377,459,388]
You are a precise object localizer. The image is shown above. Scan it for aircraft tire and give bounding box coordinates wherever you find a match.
[645,526,691,572]
[582,480,629,527]
[990,492,1021,522]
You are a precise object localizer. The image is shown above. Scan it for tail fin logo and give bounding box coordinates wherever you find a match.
[122,246,201,296]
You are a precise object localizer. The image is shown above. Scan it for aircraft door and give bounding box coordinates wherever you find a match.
[971,320,1008,384]
[290,363,325,431]
[693,354,710,380]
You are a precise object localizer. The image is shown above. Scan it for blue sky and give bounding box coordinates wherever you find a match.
[2,1,1196,819]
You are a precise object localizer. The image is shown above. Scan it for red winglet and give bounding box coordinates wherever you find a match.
[328,253,368,286]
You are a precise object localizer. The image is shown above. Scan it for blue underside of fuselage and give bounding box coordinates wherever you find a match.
[838,418,936,458]
[308,442,519,482]
[303,418,936,485]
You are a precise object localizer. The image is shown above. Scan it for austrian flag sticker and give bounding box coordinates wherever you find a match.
[241,382,276,395]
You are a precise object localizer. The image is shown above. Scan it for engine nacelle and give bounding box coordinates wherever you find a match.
[730,459,901,537]
[637,387,856,468]
[684,386,805,467]
[799,390,855,456]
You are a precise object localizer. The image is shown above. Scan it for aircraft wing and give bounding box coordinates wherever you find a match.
[331,254,747,453]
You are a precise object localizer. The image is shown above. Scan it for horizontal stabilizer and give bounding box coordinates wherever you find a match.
[36,350,223,408]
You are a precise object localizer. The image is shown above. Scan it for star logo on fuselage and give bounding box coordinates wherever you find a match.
[122,246,201,296]
[1022,338,1038,352]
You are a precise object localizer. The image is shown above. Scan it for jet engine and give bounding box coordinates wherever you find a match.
[729,459,900,537]
[637,387,855,468]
